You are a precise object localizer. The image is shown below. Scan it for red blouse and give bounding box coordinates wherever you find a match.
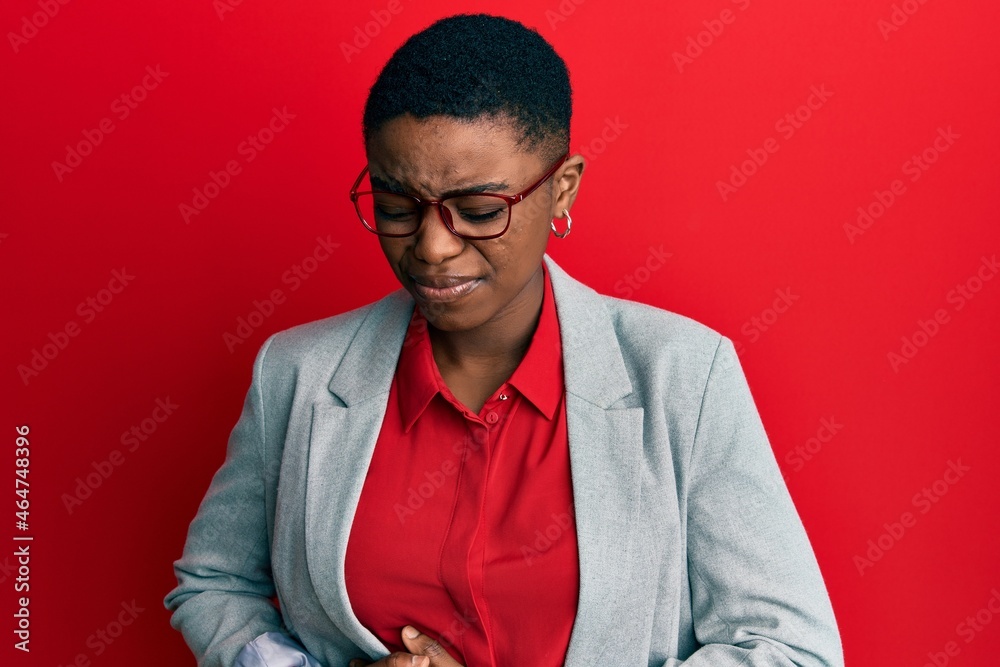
[344,262,578,666]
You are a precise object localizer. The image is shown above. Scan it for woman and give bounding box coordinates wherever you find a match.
[164,13,843,667]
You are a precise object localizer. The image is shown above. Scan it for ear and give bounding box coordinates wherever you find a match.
[551,153,585,218]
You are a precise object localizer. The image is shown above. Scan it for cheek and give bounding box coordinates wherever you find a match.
[504,216,550,254]
[378,239,405,264]
[485,230,545,284]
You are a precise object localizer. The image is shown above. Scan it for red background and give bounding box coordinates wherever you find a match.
[3,0,999,665]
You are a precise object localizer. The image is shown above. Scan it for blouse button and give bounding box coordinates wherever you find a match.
[486,411,499,424]
[499,393,508,400]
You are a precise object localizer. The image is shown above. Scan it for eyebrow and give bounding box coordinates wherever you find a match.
[369,173,511,199]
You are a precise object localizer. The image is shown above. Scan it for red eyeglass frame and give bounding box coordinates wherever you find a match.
[349,152,569,240]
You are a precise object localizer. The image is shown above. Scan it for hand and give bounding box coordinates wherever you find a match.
[349,626,465,667]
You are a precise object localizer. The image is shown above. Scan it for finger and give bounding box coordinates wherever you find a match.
[395,653,428,667]
[400,626,461,666]
[350,653,427,667]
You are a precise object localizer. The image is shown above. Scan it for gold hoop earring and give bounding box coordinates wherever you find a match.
[551,209,572,238]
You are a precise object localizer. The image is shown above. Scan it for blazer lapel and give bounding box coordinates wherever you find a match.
[304,288,415,656]
[543,255,645,667]
[302,254,644,665]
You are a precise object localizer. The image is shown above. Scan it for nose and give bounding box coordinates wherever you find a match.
[412,203,464,264]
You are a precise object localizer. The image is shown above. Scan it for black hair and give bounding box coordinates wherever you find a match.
[362,13,572,163]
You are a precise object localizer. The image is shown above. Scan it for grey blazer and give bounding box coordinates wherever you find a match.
[164,253,843,667]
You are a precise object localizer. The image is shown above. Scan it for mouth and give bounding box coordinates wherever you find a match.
[409,276,483,303]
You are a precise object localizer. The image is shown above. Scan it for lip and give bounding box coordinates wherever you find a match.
[409,275,483,302]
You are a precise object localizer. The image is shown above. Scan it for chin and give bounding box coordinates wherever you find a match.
[417,301,490,333]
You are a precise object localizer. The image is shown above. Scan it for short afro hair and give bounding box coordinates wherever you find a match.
[362,13,572,163]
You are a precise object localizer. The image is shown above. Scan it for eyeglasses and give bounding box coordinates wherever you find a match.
[349,153,569,240]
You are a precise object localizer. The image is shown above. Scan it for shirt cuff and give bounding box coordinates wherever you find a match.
[234,631,325,667]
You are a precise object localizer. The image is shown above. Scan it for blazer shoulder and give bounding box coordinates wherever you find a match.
[589,293,739,431]
[255,295,385,375]
[597,292,727,361]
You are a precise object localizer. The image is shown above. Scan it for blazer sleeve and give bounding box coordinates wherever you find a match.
[670,336,844,667]
[163,335,321,667]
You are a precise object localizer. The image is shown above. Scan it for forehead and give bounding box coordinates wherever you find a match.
[365,114,542,197]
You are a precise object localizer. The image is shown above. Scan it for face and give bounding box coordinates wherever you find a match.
[365,113,582,334]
